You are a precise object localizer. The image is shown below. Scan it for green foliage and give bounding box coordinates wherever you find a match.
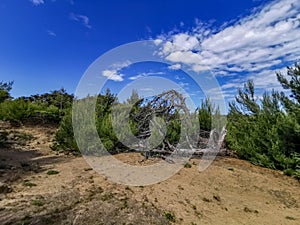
[284,168,295,177]
[23,180,37,187]
[0,99,61,125]
[31,199,45,206]
[20,88,73,111]
[184,162,192,168]
[53,91,122,154]
[53,89,220,155]
[164,211,176,222]
[227,64,300,179]
[0,81,13,103]
[0,86,72,125]
[20,215,32,225]
[0,99,30,124]
[46,170,60,175]
[277,62,300,104]
[127,89,140,104]
[52,108,78,152]
[198,98,212,133]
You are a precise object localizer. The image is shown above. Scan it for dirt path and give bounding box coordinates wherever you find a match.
[0,125,299,225]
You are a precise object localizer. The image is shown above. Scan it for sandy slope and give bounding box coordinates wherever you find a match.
[0,125,299,225]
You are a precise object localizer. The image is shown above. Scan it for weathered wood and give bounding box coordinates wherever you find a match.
[145,148,229,156]
[130,90,228,160]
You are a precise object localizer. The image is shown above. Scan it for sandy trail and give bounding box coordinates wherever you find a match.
[0,125,299,224]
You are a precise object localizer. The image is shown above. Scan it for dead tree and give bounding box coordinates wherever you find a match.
[129,89,226,159]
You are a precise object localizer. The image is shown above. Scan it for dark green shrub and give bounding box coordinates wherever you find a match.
[284,168,294,176]
[46,170,59,175]
[52,108,78,152]
[23,180,37,187]
[164,211,176,222]
[198,98,212,135]
[227,65,300,177]
[184,162,192,168]
[31,199,45,206]
[0,81,13,103]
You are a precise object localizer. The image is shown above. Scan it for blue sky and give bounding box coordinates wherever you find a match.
[0,0,300,111]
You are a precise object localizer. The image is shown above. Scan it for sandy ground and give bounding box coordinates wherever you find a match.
[0,124,299,225]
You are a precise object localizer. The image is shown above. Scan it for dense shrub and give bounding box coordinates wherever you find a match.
[52,91,122,154]
[0,81,13,103]
[51,108,78,152]
[198,98,212,134]
[227,64,300,179]
[52,90,210,155]
[0,88,73,125]
[0,100,61,125]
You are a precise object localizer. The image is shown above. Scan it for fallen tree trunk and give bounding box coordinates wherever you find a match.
[140,148,231,157]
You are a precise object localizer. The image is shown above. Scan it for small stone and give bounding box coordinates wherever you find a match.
[202,197,211,202]
[244,207,251,212]
[213,194,221,202]
[244,207,258,213]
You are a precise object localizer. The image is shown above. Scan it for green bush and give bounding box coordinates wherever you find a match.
[227,64,300,178]
[31,199,45,206]
[184,162,192,168]
[0,99,62,125]
[51,108,78,152]
[46,170,60,175]
[198,98,212,135]
[0,81,13,103]
[52,91,121,155]
[0,86,73,125]
[164,211,176,223]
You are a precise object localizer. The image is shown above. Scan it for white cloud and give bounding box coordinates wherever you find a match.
[102,60,131,82]
[248,67,287,91]
[217,67,288,101]
[102,70,123,82]
[110,61,131,70]
[153,39,163,45]
[158,0,300,91]
[129,74,146,80]
[70,13,92,29]
[129,71,165,80]
[30,0,44,5]
[178,81,189,88]
[172,33,199,51]
[168,63,181,70]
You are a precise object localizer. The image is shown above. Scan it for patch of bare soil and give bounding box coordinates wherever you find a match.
[0,124,299,225]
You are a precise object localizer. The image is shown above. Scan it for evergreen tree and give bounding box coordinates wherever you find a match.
[0,81,13,103]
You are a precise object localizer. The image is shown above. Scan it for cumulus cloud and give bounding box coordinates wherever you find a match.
[30,0,44,5]
[157,0,300,92]
[70,13,92,29]
[102,61,131,82]
[102,70,124,82]
[168,63,181,70]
